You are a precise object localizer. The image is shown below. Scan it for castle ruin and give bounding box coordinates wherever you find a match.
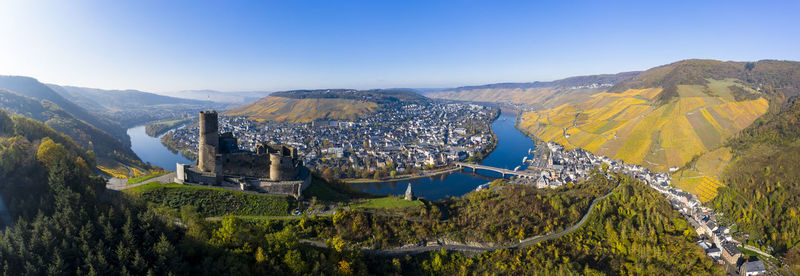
[176,111,310,198]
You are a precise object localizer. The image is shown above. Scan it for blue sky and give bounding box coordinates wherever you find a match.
[1,0,798,92]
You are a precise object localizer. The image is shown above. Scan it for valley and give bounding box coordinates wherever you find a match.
[2,59,799,275]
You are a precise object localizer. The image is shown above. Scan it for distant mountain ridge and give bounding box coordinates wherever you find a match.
[160,90,272,104]
[271,88,429,104]
[427,71,640,108]
[47,85,214,112]
[0,76,126,141]
[444,71,641,91]
[225,89,429,123]
[46,84,227,128]
[609,59,800,104]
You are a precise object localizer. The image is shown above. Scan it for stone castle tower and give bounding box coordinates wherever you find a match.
[198,111,219,173]
[269,145,298,181]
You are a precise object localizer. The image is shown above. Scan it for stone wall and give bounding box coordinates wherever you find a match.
[221,152,270,178]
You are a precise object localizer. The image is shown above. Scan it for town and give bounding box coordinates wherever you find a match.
[163,102,498,180]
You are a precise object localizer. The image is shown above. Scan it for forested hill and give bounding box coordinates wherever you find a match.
[712,97,800,273]
[609,59,800,104]
[0,89,141,167]
[0,109,192,274]
[47,85,214,113]
[0,76,126,141]
[47,85,225,128]
[225,89,428,123]
[270,89,429,104]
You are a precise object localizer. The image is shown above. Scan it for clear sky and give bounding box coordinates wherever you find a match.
[1,0,798,92]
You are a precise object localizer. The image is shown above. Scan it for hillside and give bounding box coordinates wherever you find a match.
[390,175,722,275]
[610,59,800,103]
[518,61,800,181]
[0,89,142,172]
[47,85,223,128]
[427,71,639,108]
[710,97,800,272]
[225,89,428,123]
[521,82,768,172]
[0,76,126,141]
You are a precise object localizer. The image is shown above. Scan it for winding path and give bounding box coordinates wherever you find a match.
[301,180,619,255]
[106,172,176,191]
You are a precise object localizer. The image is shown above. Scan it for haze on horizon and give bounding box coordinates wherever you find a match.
[1,0,798,93]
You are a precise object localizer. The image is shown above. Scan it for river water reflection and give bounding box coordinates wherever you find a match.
[127,125,193,171]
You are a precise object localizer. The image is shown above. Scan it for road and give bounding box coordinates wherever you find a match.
[106,172,176,191]
[301,181,619,255]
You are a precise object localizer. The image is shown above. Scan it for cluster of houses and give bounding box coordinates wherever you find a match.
[515,142,671,189]
[165,103,497,175]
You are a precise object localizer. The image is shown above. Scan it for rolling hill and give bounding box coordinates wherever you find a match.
[0,76,127,141]
[426,71,640,108]
[0,77,149,168]
[225,89,428,123]
[47,85,224,128]
[519,59,800,202]
[0,89,144,174]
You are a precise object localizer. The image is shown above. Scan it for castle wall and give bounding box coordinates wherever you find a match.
[221,153,270,178]
[198,111,219,173]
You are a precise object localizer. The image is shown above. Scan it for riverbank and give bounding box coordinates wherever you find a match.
[127,125,194,170]
[160,131,197,161]
[342,167,462,184]
[513,110,542,144]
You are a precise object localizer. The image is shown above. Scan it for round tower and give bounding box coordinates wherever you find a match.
[198,111,219,172]
[269,153,285,181]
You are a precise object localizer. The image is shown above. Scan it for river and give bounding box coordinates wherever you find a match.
[127,125,193,171]
[126,112,536,200]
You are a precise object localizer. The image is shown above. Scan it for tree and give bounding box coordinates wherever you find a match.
[322,167,338,180]
[211,216,241,247]
[373,171,382,180]
[283,249,306,274]
[36,137,69,169]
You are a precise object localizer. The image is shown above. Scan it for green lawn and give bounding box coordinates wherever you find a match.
[352,196,423,209]
[125,182,293,217]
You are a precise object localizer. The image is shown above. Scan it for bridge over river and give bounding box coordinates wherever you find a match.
[454,162,552,179]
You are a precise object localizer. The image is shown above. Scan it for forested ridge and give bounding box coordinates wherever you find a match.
[712,97,800,273]
[609,59,800,104]
[0,89,141,167]
[322,176,616,248]
[363,174,722,275]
